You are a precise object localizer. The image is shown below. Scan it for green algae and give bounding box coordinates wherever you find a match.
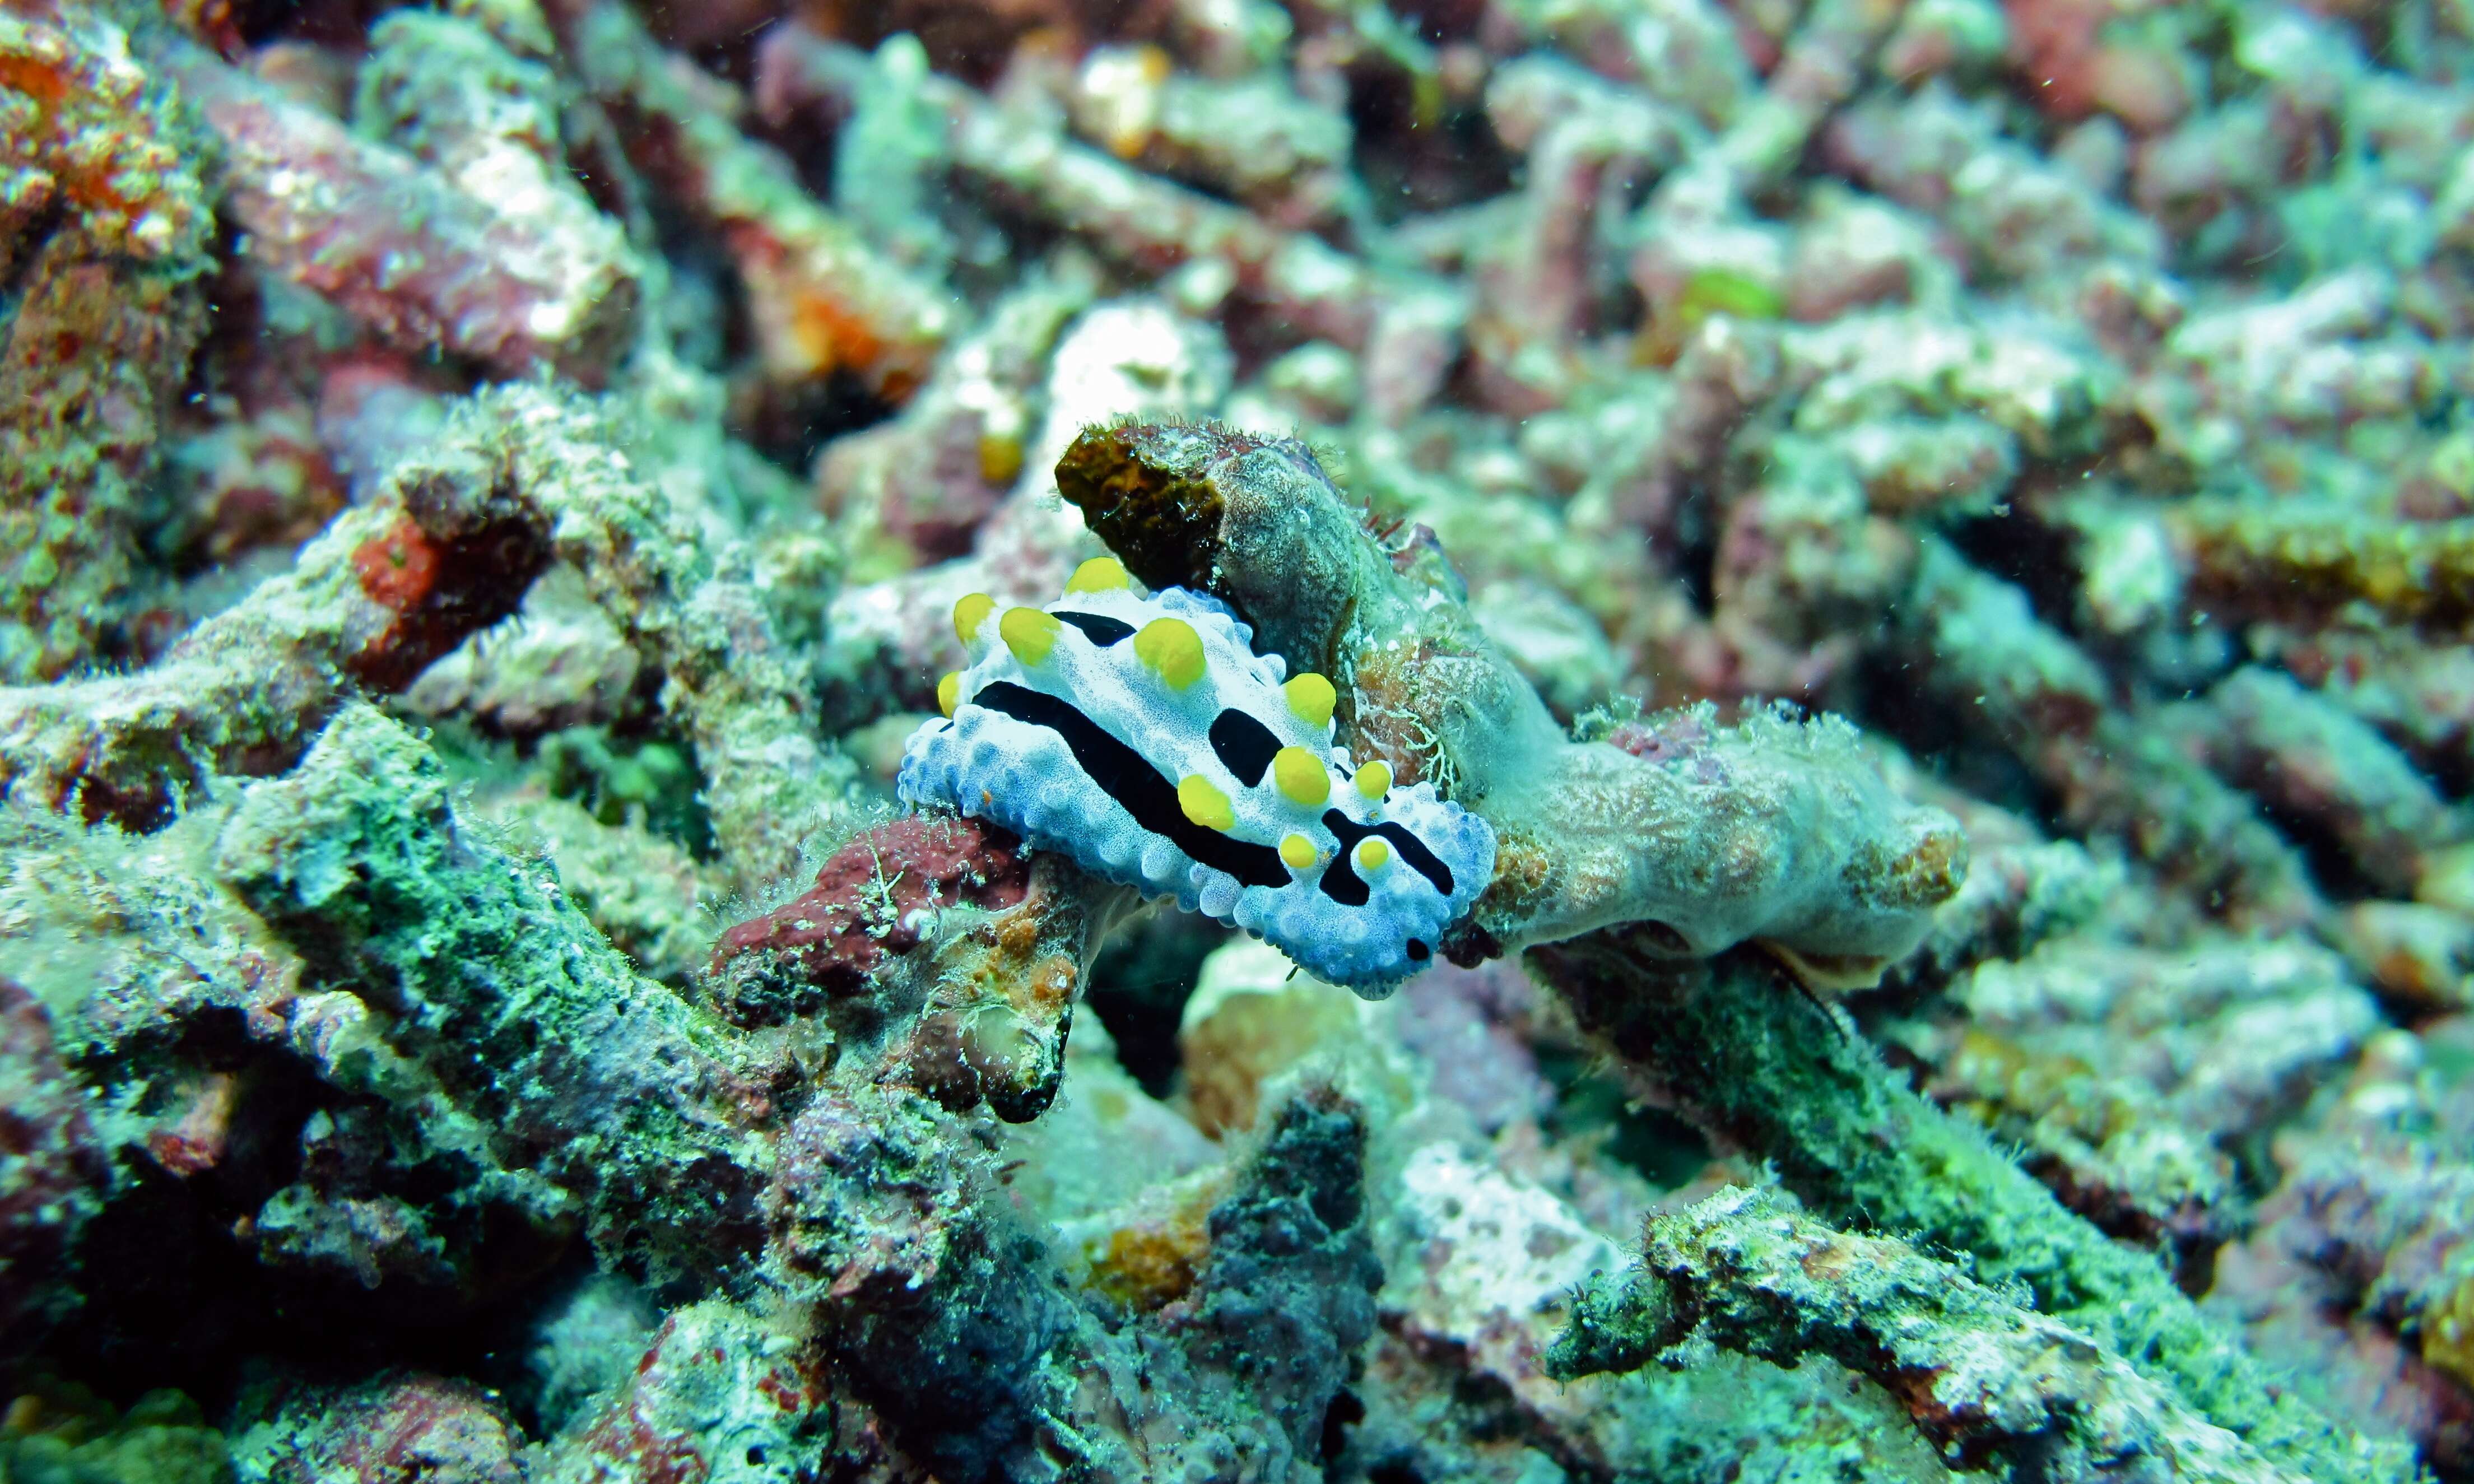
[1678,266,1788,324]
[216,704,774,1285]
[537,725,711,856]
[1532,936,2419,1484]
[0,1383,229,1484]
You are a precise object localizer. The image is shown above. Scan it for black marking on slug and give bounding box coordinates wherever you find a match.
[1208,709,1282,788]
[974,682,1287,888]
[1406,939,1430,961]
[1053,610,1136,646]
[1318,808,1456,905]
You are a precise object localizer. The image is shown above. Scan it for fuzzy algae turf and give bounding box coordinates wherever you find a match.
[216,703,778,1287]
[0,375,854,887]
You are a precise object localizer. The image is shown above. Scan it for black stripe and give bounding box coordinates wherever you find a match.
[1052,610,1135,645]
[1207,709,1282,787]
[973,682,1287,888]
[1318,808,1456,905]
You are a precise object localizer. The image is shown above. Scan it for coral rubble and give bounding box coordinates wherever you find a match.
[0,10,211,685]
[3,0,2474,1477]
[1554,1186,2313,1483]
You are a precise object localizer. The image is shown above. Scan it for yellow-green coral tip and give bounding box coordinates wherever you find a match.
[937,671,961,718]
[1356,837,1390,871]
[953,592,996,644]
[1065,556,1130,593]
[1000,607,1061,664]
[1354,759,1392,800]
[1135,617,1206,690]
[1273,746,1329,806]
[1284,672,1335,728]
[1280,832,1318,869]
[1178,774,1235,832]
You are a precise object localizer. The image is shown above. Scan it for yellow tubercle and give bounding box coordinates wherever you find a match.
[1280,833,1318,869]
[1000,607,1062,664]
[2425,1273,2474,1389]
[1356,837,1390,871]
[1283,672,1336,728]
[1273,747,1329,806]
[1135,618,1207,690]
[976,430,1024,486]
[1066,556,1131,593]
[1354,759,1392,801]
[953,592,996,644]
[1178,774,1235,832]
[937,671,961,718]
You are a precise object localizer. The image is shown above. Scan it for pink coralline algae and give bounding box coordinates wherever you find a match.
[711,815,1030,1011]
[234,1372,527,1484]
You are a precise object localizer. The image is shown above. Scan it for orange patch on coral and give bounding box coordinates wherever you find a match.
[352,515,440,612]
[1024,953,1076,1017]
[993,910,1041,961]
[0,44,151,222]
[0,51,70,105]
[1085,1180,1226,1311]
[786,289,891,382]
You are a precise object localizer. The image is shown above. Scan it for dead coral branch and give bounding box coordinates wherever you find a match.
[1531,934,2416,1484]
[1551,1187,2320,1484]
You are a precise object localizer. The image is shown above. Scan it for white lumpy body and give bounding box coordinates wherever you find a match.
[899,584,1495,994]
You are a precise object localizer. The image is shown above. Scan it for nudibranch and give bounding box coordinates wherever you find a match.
[899,557,1496,995]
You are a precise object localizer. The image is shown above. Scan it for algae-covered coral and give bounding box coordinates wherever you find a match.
[4,0,2474,1478]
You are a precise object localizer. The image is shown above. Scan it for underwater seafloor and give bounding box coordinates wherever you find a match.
[6,0,2474,1478]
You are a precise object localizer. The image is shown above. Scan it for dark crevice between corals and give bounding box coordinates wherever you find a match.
[771,1077,1380,1481]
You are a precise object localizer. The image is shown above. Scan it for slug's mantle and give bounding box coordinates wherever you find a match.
[900,559,1495,993]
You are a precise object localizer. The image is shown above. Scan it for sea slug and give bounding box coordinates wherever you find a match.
[899,557,1495,993]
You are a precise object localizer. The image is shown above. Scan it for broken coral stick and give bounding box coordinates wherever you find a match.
[546,0,951,398]
[164,42,641,384]
[755,26,1463,421]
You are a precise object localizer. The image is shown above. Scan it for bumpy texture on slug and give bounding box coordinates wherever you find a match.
[901,570,1494,992]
